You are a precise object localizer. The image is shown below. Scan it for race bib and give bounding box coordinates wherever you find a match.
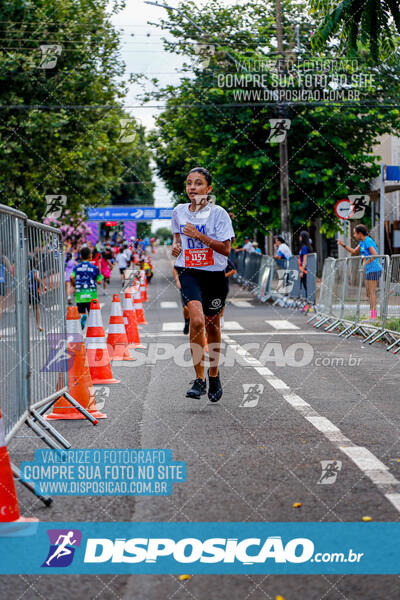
[184,248,214,267]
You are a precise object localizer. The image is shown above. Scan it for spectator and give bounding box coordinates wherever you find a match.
[100,251,113,295]
[299,230,313,302]
[64,252,76,305]
[274,235,292,261]
[338,224,382,321]
[28,256,45,331]
[236,236,254,253]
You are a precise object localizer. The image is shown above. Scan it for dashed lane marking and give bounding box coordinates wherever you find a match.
[230,300,253,308]
[265,319,300,330]
[160,301,179,309]
[223,333,400,515]
[162,321,244,332]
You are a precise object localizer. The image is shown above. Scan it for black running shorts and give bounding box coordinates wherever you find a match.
[176,267,227,316]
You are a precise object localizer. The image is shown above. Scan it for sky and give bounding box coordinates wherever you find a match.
[110,0,238,230]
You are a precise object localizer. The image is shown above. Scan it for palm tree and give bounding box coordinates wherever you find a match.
[311,0,400,60]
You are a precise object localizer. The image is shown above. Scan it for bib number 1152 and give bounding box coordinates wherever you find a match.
[184,248,214,267]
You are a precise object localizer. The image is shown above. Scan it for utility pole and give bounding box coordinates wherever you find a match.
[275,0,291,244]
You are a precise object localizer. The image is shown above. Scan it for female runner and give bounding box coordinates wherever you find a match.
[171,167,235,401]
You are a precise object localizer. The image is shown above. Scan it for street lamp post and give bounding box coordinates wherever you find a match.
[275,0,291,242]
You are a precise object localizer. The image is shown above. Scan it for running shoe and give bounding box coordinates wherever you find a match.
[80,314,88,330]
[207,369,223,403]
[183,318,190,335]
[186,378,207,399]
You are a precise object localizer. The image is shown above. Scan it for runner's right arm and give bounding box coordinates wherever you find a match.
[171,233,182,258]
[172,267,181,289]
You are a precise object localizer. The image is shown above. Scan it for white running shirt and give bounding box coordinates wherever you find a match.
[171,203,235,271]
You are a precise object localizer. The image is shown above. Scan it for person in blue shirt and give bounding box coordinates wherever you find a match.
[299,231,313,301]
[338,224,382,320]
[70,247,103,329]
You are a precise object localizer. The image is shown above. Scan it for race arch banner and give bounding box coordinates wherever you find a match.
[87,206,174,222]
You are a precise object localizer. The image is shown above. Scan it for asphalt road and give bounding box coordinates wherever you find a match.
[2,246,400,599]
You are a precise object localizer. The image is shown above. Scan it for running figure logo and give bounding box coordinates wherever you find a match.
[42,529,82,568]
[193,43,215,68]
[38,45,62,69]
[41,334,76,372]
[94,386,110,410]
[119,118,137,143]
[240,384,264,407]
[268,119,291,143]
[318,460,342,485]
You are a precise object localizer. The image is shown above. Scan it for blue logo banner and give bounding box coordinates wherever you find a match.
[0,522,398,574]
[86,206,173,221]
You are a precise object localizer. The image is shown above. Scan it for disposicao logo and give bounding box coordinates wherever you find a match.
[83,536,314,564]
[42,529,82,568]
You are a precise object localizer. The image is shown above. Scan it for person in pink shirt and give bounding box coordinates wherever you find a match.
[100,250,113,294]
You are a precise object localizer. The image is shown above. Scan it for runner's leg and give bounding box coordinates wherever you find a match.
[205,313,221,377]
[187,299,205,380]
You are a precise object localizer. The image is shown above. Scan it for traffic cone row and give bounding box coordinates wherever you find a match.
[47,307,107,420]
[4,276,150,524]
[123,292,144,348]
[107,294,134,361]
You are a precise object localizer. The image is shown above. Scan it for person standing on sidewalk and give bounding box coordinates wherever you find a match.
[338,224,382,321]
[171,167,235,401]
[299,231,312,301]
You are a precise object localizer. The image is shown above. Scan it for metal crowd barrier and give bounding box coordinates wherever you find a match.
[310,254,400,349]
[0,204,96,505]
[0,206,30,439]
[233,247,400,350]
[233,250,317,308]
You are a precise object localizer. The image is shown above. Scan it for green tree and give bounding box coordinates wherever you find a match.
[155,226,172,242]
[0,0,153,219]
[110,120,155,206]
[311,0,400,60]
[148,0,400,239]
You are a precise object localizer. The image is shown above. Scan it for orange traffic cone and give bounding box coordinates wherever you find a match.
[134,286,147,324]
[204,335,209,354]
[123,292,144,348]
[0,407,37,523]
[107,294,134,361]
[140,273,147,302]
[47,307,107,420]
[85,299,120,384]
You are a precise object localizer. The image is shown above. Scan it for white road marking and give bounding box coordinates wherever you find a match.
[230,300,253,308]
[340,446,393,473]
[306,416,341,433]
[162,322,184,331]
[141,330,332,338]
[223,333,400,515]
[228,331,331,336]
[161,321,244,332]
[222,321,243,331]
[160,301,178,309]
[265,319,299,330]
